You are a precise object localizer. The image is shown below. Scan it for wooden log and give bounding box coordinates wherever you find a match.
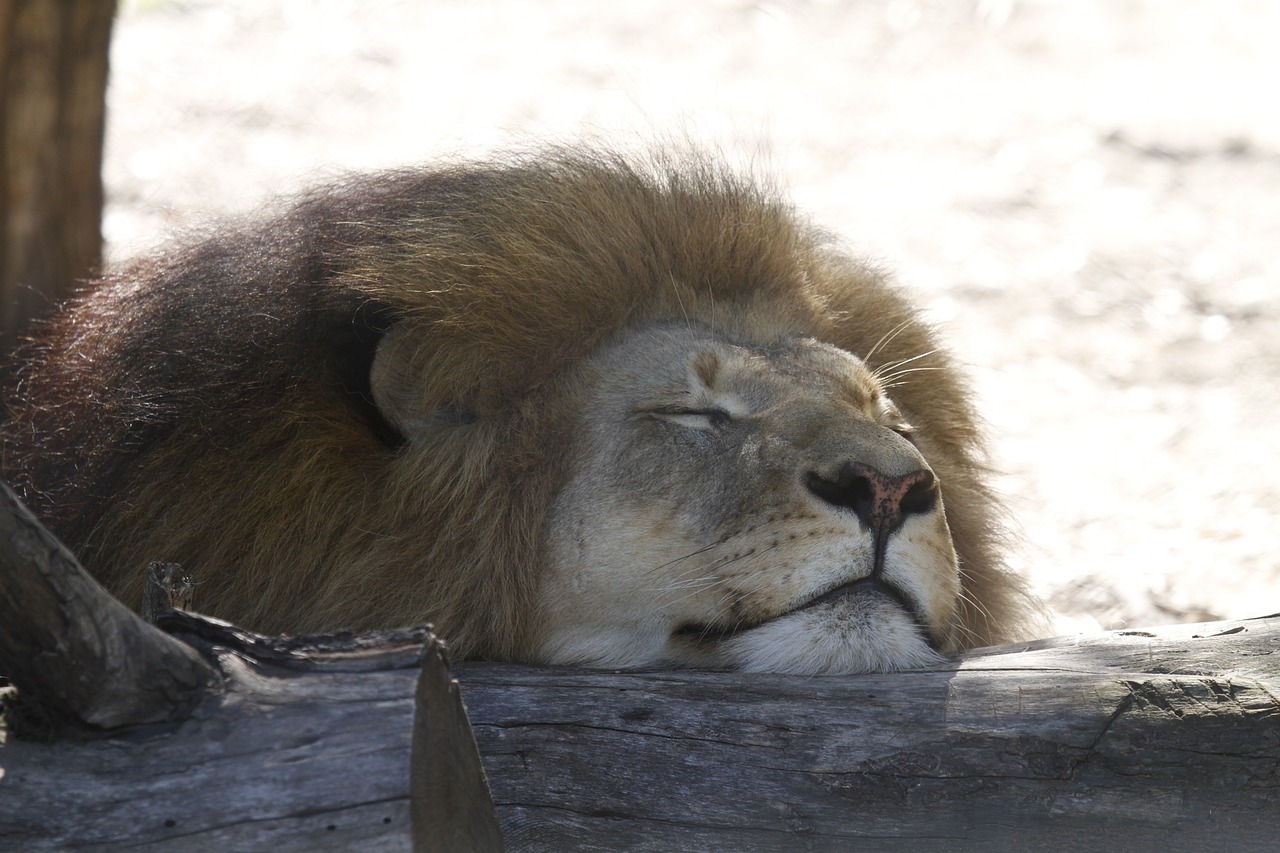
[456,617,1280,851]
[0,483,503,851]
[0,482,215,730]
[1,615,428,851]
[1,610,506,852]
[0,481,1275,851]
[2,613,1276,851]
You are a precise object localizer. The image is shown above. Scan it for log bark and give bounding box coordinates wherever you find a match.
[1,616,426,851]
[1,609,507,853]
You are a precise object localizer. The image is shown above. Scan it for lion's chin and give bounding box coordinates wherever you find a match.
[665,594,943,676]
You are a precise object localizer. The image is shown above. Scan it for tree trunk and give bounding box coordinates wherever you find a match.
[0,0,115,355]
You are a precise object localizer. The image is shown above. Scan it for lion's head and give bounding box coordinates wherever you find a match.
[3,148,1036,674]
[530,326,960,674]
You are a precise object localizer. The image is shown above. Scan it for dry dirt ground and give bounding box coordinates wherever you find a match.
[104,0,1280,636]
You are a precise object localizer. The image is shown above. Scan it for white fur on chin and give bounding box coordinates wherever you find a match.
[720,598,943,675]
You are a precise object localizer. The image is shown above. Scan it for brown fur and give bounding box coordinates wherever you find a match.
[2,148,1035,659]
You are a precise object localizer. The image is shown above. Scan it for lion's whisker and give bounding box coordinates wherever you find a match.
[951,573,1000,645]
[862,319,915,363]
[648,539,791,606]
[645,575,723,593]
[646,541,724,576]
[880,367,946,389]
[879,365,944,381]
[872,348,939,382]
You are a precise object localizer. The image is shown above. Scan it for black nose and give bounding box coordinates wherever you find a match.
[804,462,938,533]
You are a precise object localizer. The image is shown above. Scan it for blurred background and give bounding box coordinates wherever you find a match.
[102,0,1280,634]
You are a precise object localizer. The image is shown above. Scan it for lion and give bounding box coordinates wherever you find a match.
[2,148,1037,674]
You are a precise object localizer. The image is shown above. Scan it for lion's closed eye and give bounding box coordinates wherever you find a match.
[645,406,733,430]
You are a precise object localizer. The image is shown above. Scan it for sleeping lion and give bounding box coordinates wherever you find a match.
[2,148,1038,674]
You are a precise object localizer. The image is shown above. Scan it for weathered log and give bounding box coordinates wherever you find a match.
[2,614,1276,851]
[0,482,215,730]
[0,610,506,852]
[1,615,418,851]
[0,482,503,851]
[459,618,1280,851]
[0,483,1276,851]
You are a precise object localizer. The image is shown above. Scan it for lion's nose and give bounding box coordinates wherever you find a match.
[803,462,938,533]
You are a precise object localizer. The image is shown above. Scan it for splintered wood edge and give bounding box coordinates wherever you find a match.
[157,607,434,672]
[411,634,506,853]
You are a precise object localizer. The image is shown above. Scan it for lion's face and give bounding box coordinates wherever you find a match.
[538,324,961,675]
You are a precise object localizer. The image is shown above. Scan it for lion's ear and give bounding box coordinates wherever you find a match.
[370,323,429,439]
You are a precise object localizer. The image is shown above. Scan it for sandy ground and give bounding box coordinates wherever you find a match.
[103,0,1280,635]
